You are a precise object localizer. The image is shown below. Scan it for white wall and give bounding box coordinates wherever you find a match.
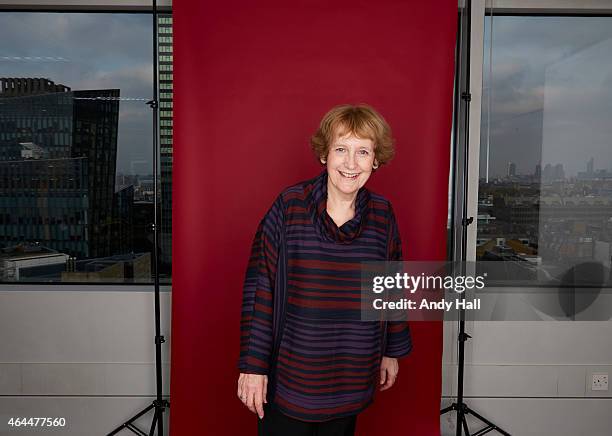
[441,317,612,435]
[0,289,171,435]
[2,288,610,436]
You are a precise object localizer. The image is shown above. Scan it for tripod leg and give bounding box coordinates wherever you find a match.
[107,403,155,436]
[465,406,510,436]
[441,404,455,414]
[148,410,158,436]
[461,411,471,436]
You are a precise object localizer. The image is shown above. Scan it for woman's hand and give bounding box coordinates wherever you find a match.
[379,357,399,391]
[237,373,268,418]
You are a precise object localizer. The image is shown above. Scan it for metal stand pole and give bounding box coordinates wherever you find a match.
[107,0,169,434]
[440,1,510,435]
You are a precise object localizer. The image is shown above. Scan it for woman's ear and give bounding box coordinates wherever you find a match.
[372,159,379,170]
[320,157,327,165]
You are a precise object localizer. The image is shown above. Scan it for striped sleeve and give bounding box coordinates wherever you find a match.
[238,195,284,374]
[384,203,413,358]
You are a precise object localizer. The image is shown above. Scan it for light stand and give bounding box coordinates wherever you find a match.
[440,1,510,435]
[107,0,169,434]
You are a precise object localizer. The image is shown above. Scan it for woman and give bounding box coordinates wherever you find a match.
[238,104,412,435]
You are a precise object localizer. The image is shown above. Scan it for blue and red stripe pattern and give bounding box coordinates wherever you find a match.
[239,170,412,422]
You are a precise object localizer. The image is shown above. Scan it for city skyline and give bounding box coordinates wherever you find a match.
[480,15,612,179]
[481,156,612,181]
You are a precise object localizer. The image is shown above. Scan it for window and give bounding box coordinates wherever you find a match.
[477,14,612,286]
[0,12,155,284]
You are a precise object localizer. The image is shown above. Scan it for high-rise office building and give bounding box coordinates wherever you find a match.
[0,78,119,258]
[157,14,173,273]
[72,88,120,257]
[111,184,135,256]
[507,161,516,177]
[0,79,73,160]
[0,156,89,258]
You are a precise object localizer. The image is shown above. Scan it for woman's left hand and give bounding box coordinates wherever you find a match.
[379,356,399,391]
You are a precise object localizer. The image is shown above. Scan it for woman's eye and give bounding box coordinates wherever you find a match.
[335,147,345,152]
[358,150,369,155]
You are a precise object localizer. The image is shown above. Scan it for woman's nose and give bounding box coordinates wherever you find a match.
[345,152,357,169]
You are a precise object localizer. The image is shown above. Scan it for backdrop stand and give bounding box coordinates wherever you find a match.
[107,0,169,434]
[440,1,510,435]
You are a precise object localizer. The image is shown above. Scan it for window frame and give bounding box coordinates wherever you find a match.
[0,1,171,12]
[0,3,171,290]
[465,0,612,262]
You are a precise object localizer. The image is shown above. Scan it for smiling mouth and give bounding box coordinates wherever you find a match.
[339,171,360,180]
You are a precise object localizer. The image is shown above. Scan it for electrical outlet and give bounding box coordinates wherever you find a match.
[591,373,608,391]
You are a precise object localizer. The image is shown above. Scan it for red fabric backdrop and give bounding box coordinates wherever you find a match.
[171,1,457,434]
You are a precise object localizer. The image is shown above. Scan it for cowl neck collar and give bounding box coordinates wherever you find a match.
[308,170,370,243]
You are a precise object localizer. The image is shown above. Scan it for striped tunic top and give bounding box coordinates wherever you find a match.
[239,170,412,422]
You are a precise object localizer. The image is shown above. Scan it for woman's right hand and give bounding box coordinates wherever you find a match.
[237,373,268,419]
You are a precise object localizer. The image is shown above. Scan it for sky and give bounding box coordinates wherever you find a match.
[479,15,612,180]
[0,12,154,175]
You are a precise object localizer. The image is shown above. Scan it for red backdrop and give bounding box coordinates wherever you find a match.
[171,1,457,434]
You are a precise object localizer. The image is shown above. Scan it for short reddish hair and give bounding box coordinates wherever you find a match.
[310,104,395,166]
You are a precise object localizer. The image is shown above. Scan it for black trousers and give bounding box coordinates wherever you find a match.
[257,405,357,436]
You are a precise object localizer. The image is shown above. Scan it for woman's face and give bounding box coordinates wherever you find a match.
[323,131,377,198]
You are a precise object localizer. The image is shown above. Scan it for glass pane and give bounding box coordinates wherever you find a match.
[0,12,154,284]
[478,15,612,287]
